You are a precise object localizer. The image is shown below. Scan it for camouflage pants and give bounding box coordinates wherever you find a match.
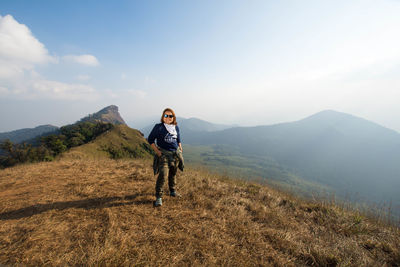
[155,151,179,198]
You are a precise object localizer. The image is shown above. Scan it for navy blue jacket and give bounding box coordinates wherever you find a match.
[147,123,181,151]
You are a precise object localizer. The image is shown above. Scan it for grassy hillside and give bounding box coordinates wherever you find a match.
[0,158,399,266]
[62,124,153,160]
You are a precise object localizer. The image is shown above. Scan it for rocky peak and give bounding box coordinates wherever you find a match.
[79,105,126,125]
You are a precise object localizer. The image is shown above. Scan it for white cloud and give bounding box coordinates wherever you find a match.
[76,74,91,81]
[0,14,100,101]
[0,14,55,79]
[30,79,98,100]
[0,61,23,79]
[105,90,119,99]
[144,76,156,85]
[63,54,99,66]
[0,86,9,95]
[103,89,147,100]
[128,89,147,99]
[0,14,54,64]
[2,75,99,101]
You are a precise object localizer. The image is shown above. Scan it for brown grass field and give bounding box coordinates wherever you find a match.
[1,158,399,266]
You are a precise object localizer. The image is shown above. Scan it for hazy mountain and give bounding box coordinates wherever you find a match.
[79,105,126,125]
[0,125,59,144]
[140,117,235,137]
[184,110,400,209]
[127,115,160,130]
[178,117,236,132]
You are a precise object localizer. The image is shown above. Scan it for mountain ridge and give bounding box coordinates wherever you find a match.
[182,110,400,216]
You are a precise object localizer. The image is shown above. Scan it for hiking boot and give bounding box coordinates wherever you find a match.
[170,191,181,197]
[154,197,162,207]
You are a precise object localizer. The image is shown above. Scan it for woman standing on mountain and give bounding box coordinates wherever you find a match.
[147,108,184,207]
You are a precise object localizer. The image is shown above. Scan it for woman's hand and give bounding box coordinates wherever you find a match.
[151,143,162,157]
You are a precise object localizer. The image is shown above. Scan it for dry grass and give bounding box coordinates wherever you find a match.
[1,158,399,266]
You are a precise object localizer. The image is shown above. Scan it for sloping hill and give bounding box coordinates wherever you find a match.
[63,124,153,160]
[0,158,399,266]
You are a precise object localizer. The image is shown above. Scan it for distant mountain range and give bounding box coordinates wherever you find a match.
[183,110,400,210]
[0,125,59,144]
[140,117,235,137]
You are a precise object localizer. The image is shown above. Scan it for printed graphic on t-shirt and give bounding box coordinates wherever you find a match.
[164,133,177,143]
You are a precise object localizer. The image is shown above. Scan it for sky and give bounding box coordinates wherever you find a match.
[1,0,400,132]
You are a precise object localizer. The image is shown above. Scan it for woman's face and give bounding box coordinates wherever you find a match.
[163,111,174,124]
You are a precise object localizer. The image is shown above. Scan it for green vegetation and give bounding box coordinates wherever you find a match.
[0,122,114,168]
[0,140,52,168]
[183,144,333,199]
[64,124,154,160]
[59,121,114,147]
[101,143,153,159]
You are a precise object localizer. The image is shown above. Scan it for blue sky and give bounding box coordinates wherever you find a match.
[1,0,400,132]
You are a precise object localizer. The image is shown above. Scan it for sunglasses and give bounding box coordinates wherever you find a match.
[164,114,174,118]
